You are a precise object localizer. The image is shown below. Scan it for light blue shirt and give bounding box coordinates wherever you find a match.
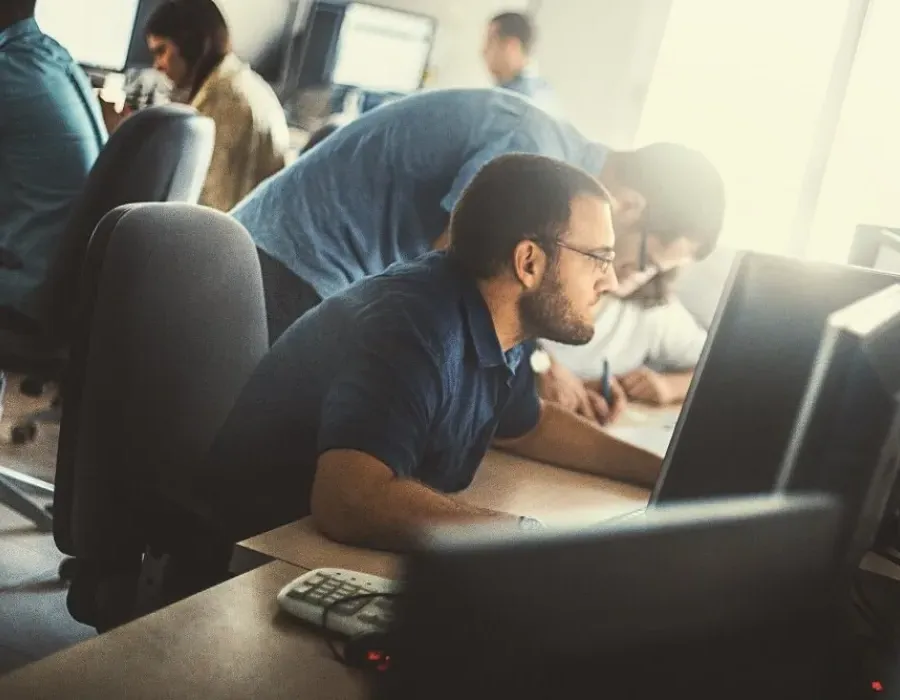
[0,18,106,322]
[500,71,562,117]
[232,88,605,299]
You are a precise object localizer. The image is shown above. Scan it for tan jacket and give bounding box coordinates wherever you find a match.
[191,53,289,212]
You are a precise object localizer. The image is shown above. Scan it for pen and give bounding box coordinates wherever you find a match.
[601,359,611,405]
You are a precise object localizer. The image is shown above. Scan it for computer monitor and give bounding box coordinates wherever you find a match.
[380,495,856,699]
[35,0,141,72]
[777,285,900,574]
[330,3,435,94]
[849,225,900,275]
[651,252,900,505]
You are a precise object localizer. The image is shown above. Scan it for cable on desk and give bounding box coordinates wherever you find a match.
[320,592,402,665]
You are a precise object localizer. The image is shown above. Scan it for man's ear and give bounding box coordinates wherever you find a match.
[512,240,547,291]
[612,187,647,227]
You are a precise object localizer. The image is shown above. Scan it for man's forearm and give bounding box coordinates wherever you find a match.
[495,401,661,488]
[312,477,513,552]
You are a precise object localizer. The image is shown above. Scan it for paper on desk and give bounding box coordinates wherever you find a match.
[604,407,679,458]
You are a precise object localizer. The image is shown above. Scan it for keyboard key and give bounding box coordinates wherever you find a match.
[332,600,368,616]
[357,613,389,629]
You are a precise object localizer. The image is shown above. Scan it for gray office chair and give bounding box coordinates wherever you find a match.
[0,104,215,531]
[54,203,268,631]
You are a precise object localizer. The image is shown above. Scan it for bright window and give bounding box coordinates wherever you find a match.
[807,0,900,263]
[634,0,852,253]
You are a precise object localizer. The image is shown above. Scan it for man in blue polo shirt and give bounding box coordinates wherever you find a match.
[0,0,106,326]
[232,87,725,344]
[191,154,661,557]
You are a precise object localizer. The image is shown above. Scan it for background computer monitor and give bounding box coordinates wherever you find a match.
[331,3,435,94]
[126,0,300,88]
[381,495,854,699]
[35,0,141,72]
[778,285,900,573]
[652,252,900,505]
[849,225,900,275]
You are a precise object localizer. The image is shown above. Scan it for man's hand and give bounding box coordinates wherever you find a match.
[537,358,623,424]
[619,367,676,405]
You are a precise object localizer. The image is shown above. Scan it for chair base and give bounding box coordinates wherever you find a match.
[0,467,53,531]
[10,401,62,445]
[19,375,48,398]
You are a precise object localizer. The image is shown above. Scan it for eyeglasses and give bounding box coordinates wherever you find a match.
[556,242,616,274]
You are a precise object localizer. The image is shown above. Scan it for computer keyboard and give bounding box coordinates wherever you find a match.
[276,568,400,638]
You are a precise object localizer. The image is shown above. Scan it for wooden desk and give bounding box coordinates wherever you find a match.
[0,561,367,700]
[239,447,654,576]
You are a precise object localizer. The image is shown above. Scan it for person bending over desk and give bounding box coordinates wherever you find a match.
[229,87,725,345]
[189,154,661,558]
[0,0,106,326]
[532,197,724,423]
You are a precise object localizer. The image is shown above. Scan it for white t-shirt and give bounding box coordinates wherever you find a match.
[541,297,707,378]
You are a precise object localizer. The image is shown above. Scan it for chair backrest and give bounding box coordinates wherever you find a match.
[53,203,268,567]
[35,104,215,341]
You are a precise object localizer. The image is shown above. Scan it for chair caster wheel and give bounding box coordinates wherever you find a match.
[59,558,79,582]
[11,422,37,445]
[19,377,46,397]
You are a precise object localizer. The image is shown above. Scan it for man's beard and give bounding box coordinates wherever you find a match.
[519,267,595,345]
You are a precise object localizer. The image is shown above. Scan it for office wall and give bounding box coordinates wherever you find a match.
[372,0,674,145]
[532,0,674,146]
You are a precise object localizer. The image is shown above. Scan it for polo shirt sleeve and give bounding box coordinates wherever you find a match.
[494,355,542,440]
[317,315,444,479]
[440,126,543,214]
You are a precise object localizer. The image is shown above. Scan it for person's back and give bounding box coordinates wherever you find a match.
[196,251,536,538]
[190,52,289,211]
[0,14,106,323]
[233,87,603,302]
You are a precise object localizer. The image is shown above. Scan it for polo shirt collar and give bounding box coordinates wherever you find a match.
[0,17,39,49]
[458,272,524,374]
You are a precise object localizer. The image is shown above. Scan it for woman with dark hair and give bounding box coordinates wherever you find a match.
[145,0,289,211]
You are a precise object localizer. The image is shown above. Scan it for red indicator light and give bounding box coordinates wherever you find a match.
[872,681,883,692]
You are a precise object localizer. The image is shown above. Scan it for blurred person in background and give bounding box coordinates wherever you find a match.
[482,11,560,116]
[142,0,289,211]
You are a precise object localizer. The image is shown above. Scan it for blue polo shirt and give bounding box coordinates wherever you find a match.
[232,87,605,300]
[0,18,106,322]
[198,251,540,534]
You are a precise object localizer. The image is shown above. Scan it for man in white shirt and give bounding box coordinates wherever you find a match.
[540,295,706,412]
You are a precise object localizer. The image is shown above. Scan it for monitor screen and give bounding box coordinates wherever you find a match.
[35,0,140,71]
[778,285,900,572]
[381,495,855,699]
[848,225,900,272]
[331,3,434,94]
[875,243,900,275]
[652,252,900,505]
